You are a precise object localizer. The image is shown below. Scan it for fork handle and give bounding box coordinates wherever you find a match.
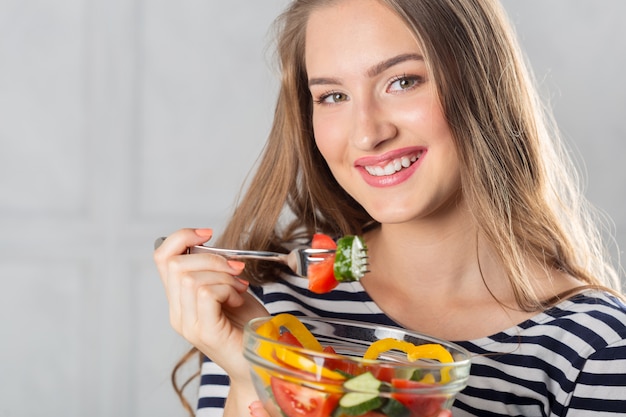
[188,245,287,262]
[154,237,285,261]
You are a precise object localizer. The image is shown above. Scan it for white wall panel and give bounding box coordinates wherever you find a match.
[130,260,191,416]
[0,0,88,215]
[136,1,281,223]
[0,260,91,416]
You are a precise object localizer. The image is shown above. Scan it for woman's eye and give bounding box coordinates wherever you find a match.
[388,76,422,92]
[316,91,349,105]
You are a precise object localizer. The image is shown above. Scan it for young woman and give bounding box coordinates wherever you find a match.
[154,0,626,416]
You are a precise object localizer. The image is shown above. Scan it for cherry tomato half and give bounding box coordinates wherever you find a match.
[308,234,338,294]
[271,377,340,417]
[391,379,446,417]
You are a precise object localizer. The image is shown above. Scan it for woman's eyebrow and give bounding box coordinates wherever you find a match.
[308,53,424,87]
[366,53,423,77]
[308,76,340,87]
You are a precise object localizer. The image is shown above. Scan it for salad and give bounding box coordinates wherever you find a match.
[253,314,455,417]
[307,234,369,294]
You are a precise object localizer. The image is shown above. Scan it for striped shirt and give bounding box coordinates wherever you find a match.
[197,274,626,416]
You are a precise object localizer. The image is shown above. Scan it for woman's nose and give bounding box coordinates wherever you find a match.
[351,99,398,150]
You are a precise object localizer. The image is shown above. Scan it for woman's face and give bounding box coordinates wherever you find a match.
[305,0,462,225]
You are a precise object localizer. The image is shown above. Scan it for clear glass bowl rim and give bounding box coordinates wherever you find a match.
[243,315,472,394]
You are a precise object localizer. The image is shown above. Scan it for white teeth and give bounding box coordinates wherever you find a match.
[364,152,422,177]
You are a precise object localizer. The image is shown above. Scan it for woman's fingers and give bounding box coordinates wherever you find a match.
[153,227,268,382]
[178,274,249,340]
[163,241,244,321]
[248,401,270,417]
[168,258,246,330]
[154,228,214,272]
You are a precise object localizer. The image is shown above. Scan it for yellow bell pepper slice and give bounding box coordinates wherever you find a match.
[274,347,346,380]
[256,320,281,363]
[364,338,454,383]
[254,314,346,383]
[363,339,416,360]
[256,319,280,340]
[417,373,436,384]
[266,313,324,351]
[364,338,453,363]
[255,314,323,362]
[407,343,454,363]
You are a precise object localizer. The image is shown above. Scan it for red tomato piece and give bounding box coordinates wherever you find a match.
[368,364,396,383]
[322,345,363,377]
[308,234,338,294]
[308,259,338,294]
[311,233,337,250]
[391,379,446,417]
[271,377,340,417]
[279,331,304,347]
[323,346,336,354]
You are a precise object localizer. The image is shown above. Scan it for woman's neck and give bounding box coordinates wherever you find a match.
[359,206,582,340]
[364,198,487,290]
[360,205,527,340]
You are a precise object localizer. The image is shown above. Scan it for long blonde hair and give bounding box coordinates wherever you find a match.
[221,0,621,296]
[173,0,623,412]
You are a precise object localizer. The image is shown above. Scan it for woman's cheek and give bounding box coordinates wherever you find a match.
[313,117,347,163]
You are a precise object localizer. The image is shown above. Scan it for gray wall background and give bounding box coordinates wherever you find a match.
[0,1,623,416]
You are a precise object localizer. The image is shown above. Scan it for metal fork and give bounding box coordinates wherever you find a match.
[153,237,335,277]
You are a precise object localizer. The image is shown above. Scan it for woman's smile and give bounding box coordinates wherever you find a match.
[355,147,426,187]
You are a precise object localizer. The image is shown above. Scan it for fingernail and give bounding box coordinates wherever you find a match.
[235,277,249,287]
[194,228,213,237]
[249,401,262,410]
[227,260,246,271]
[249,401,264,414]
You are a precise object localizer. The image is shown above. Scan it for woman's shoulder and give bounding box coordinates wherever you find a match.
[471,289,626,353]
[540,290,626,333]
[455,290,626,416]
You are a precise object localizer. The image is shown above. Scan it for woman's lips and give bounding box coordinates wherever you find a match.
[355,148,425,187]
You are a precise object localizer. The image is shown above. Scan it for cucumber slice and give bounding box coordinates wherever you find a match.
[410,369,424,381]
[343,371,382,393]
[338,393,383,415]
[336,372,383,415]
[334,235,368,282]
[380,398,411,417]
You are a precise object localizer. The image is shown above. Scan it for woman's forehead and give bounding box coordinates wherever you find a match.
[304,0,423,72]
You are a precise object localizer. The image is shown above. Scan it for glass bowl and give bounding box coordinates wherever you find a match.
[243,315,471,417]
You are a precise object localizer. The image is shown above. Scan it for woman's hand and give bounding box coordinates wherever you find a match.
[154,228,268,385]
